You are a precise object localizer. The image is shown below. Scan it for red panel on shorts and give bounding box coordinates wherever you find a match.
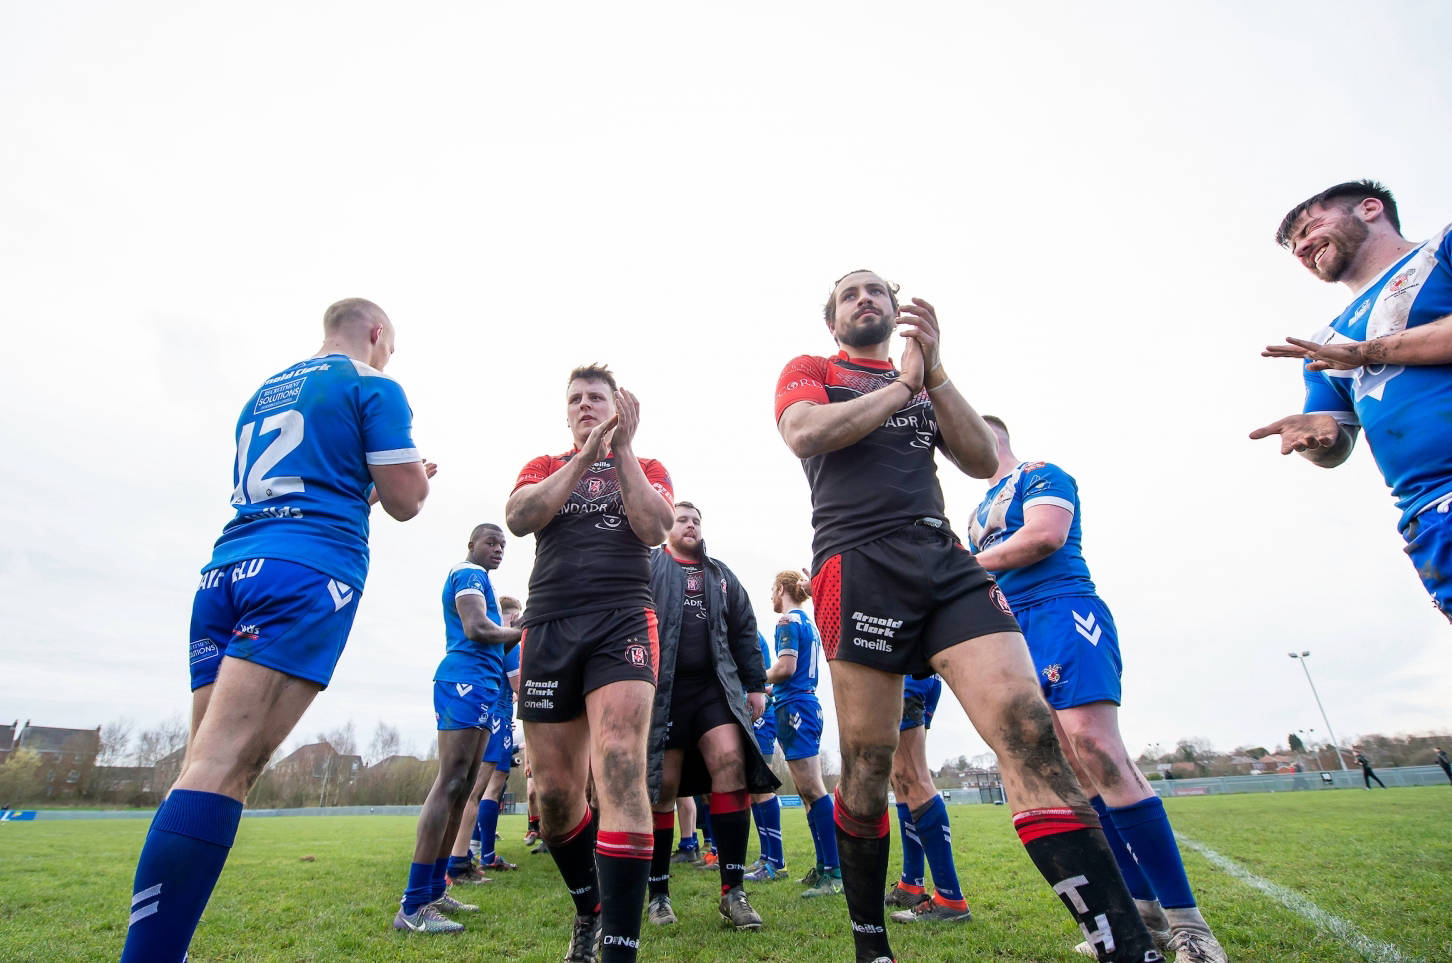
[812,556,842,659]
[643,607,660,682]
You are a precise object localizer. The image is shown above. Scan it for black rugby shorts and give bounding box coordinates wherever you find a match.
[664,672,738,751]
[812,524,1020,677]
[518,607,659,723]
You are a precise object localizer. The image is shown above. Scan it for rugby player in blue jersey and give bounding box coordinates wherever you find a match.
[1255,180,1452,624]
[450,596,524,877]
[747,630,787,881]
[776,271,1164,963]
[507,364,674,963]
[394,523,522,932]
[464,596,523,873]
[970,418,1225,962]
[122,299,431,962]
[643,501,776,930]
[884,674,972,925]
[763,569,842,897]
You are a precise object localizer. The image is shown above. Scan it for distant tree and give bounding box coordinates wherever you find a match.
[134,715,188,767]
[1288,733,1306,754]
[97,718,135,767]
[0,748,45,804]
[820,750,840,790]
[366,722,401,766]
[969,751,997,771]
[317,721,357,757]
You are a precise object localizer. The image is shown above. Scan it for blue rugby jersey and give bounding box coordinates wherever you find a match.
[434,562,504,698]
[773,608,821,705]
[968,461,1096,607]
[207,354,417,588]
[1300,225,1452,529]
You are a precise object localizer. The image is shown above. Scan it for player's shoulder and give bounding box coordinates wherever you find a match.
[343,357,401,383]
[777,353,831,382]
[1020,459,1072,480]
[448,561,488,580]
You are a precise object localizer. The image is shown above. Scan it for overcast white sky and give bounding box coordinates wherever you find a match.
[3,2,1449,771]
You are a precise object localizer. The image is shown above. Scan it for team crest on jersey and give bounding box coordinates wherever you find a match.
[1041,664,1062,684]
[989,583,1012,616]
[586,478,604,497]
[1386,267,1420,299]
[686,571,704,593]
[625,643,649,667]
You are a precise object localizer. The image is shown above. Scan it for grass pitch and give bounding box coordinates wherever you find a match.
[3,788,1448,961]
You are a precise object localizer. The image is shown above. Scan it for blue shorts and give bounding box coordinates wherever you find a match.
[483,712,515,770]
[752,700,777,757]
[189,558,361,690]
[434,680,498,731]
[1404,505,1452,624]
[901,675,943,731]
[1014,595,1122,710]
[775,698,823,762]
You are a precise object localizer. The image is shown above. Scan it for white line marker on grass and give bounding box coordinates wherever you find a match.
[1177,834,1425,963]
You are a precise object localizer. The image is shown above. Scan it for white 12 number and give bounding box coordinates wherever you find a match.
[231,410,305,505]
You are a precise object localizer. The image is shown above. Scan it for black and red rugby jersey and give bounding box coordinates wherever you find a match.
[512,450,673,622]
[672,553,712,678]
[775,351,947,573]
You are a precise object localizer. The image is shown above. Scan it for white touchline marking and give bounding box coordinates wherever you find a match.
[1176,834,1425,963]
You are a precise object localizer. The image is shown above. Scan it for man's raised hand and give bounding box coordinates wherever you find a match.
[1263,336,1364,371]
[1249,413,1342,455]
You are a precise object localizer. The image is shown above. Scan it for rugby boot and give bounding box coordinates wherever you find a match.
[392,903,465,934]
[482,857,519,871]
[562,911,602,963]
[448,864,491,885]
[645,894,677,926]
[670,845,702,865]
[884,883,930,909]
[431,892,479,914]
[744,862,784,882]
[719,886,763,931]
[1163,907,1227,963]
[888,893,972,924]
[800,867,843,898]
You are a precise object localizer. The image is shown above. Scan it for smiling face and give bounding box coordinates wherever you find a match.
[827,271,898,348]
[566,377,616,448]
[1288,202,1372,283]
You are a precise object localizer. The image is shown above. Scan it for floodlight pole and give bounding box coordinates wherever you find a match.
[1288,651,1349,772]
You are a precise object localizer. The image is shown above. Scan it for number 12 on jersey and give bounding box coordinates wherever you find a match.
[231,410,305,505]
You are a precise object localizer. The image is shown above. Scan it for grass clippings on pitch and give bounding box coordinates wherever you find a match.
[2,788,1448,961]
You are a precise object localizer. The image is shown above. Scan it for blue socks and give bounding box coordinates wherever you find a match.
[912,795,963,902]
[1107,795,1195,908]
[1090,795,1154,901]
[476,798,501,864]
[896,802,925,886]
[430,857,449,902]
[400,861,435,915]
[120,789,243,963]
[752,796,785,869]
[807,794,839,872]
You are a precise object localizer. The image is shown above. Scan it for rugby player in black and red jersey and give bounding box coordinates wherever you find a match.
[773,271,1164,963]
[506,364,675,963]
